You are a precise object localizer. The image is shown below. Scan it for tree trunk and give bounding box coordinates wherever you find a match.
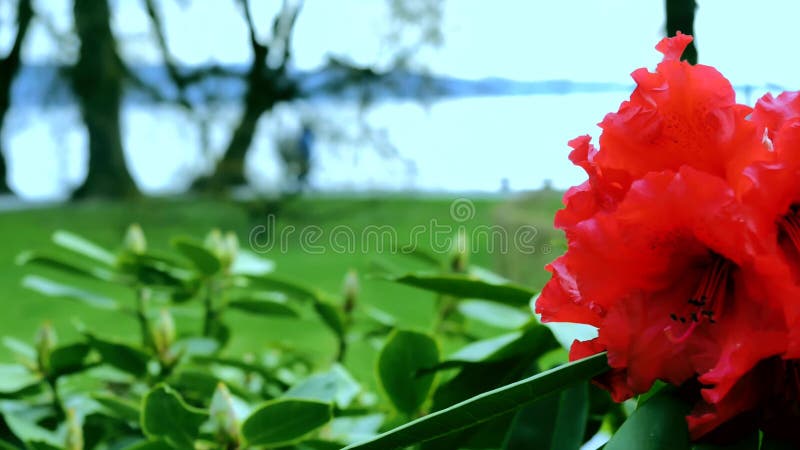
[0,0,34,194]
[70,0,138,199]
[665,0,698,64]
[191,0,300,193]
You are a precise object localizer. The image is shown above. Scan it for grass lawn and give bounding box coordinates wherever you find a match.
[0,193,563,381]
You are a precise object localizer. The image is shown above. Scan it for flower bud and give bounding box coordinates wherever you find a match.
[65,408,83,450]
[124,223,147,255]
[152,308,176,358]
[342,269,359,315]
[450,229,469,273]
[209,382,239,444]
[221,231,239,268]
[35,322,57,374]
[204,229,224,256]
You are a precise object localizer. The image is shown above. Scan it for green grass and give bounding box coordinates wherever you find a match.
[0,193,563,383]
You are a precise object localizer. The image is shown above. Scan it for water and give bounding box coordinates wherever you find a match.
[4,90,640,200]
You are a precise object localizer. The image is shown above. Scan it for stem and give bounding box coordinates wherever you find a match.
[136,287,154,351]
[203,278,218,337]
[335,336,347,363]
[46,377,65,419]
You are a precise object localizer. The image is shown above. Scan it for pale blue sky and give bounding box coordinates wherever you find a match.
[3,1,800,199]
[10,0,798,86]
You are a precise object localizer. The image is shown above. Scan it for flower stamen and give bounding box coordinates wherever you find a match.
[666,256,732,342]
[779,208,800,252]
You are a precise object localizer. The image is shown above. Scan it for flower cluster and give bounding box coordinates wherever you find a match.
[536,33,800,442]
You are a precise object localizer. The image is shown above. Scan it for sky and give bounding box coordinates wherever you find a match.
[3,0,800,199]
[13,0,799,86]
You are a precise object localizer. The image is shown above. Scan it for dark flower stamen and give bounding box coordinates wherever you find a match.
[666,256,731,342]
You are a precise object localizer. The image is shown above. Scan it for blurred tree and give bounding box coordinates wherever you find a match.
[665,0,697,64]
[0,0,33,194]
[70,0,138,199]
[191,0,302,191]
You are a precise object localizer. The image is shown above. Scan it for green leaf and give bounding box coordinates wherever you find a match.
[25,441,62,450]
[141,385,207,449]
[230,250,275,275]
[314,300,345,338]
[241,399,333,448]
[284,364,361,409]
[3,337,36,360]
[0,403,58,446]
[390,273,535,307]
[17,252,119,283]
[168,369,253,403]
[86,334,150,377]
[343,353,608,450]
[52,230,117,266]
[377,330,439,415]
[171,238,221,276]
[0,365,41,393]
[458,300,530,329]
[48,343,91,377]
[423,326,553,374]
[123,440,174,450]
[604,389,691,450]
[22,276,119,310]
[93,393,141,423]
[503,382,589,450]
[245,275,321,302]
[227,299,299,318]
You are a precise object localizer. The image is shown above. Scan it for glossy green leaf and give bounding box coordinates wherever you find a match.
[457,299,530,329]
[22,275,119,310]
[227,298,299,318]
[344,353,608,450]
[168,369,253,403]
[245,275,321,302]
[230,250,275,275]
[604,389,691,450]
[314,300,345,338]
[17,253,119,283]
[52,230,117,265]
[377,330,439,415]
[86,334,150,377]
[503,381,589,450]
[141,385,207,449]
[93,393,141,423]
[0,402,58,446]
[284,364,361,409]
[0,364,41,393]
[123,440,174,450]
[241,399,333,447]
[171,238,221,275]
[390,273,535,307]
[25,441,62,450]
[48,342,91,377]
[2,337,35,361]
[423,326,553,374]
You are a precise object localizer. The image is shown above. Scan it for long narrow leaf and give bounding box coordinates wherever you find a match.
[389,273,536,307]
[343,353,608,450]
[52,230,117,266]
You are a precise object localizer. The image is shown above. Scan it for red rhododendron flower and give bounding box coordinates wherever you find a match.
[595,33,769,185]
[536,33,800,440]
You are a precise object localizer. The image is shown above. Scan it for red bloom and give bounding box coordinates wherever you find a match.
[537,33,800,440]
[540,168,788,406]
[595,33,768,185]
[740,92,800,357]
[688,357,800,444]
